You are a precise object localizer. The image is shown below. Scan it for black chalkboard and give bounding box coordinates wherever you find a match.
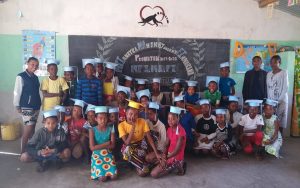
[69,35,230,91]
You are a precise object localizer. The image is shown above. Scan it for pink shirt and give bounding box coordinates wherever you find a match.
[167,124,186,162]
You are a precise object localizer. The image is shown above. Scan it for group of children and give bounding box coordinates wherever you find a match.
[18,57,283,182]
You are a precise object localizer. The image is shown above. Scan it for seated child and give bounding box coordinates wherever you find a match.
[150,106,187,178]
[54,105,68,133]
[20,110,70,172]
[212,109,234,159]
[89,106,117,182]
[85,104,97,128]
[151,78,166,105]
[103,62,119,106]
[262,99,282,158]
[193,99,217,154]
[169,78,183,106]
[184,80,200,105]
[41,59,69,111]
[136,89,151,119]
[63,66,77,107]
[239,101,264,160]
[219,62,236,107]
[123,75,136,100]
[204,76,221,108]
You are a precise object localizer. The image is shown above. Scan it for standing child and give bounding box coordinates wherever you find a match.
[63,66,77,107]
[239,101,264,160]
[219,62,236,107]
[95,58,105,80]
[41,59,69,111]
[123,75,136,100]
[262,99,282,158]
[54,105,68,133]
[184,80,200,105]
[136,89,151,119]
[103,62,119,106]
[151,78,166,105]
[135,79,148,92]
[108,107,122,161]
[169,78,183,105]
[89,106,117,182]
[204,76,221,108]
[150,106,187,178]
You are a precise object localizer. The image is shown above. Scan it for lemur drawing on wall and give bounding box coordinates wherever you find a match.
[139,12,168,26]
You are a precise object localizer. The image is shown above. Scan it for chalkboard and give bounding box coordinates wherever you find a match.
[69,35,230,91]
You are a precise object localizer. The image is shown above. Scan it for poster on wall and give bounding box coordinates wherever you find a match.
[22,30,56,76]
[68,36,230,91]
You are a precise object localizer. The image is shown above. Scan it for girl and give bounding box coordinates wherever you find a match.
[115,85,131,122]
[136,89,151,119]
[184,80,200,105]
[151,78,166,105]
[103,62,119,106]
[89,106,117,182]
[262,99,282,158]
[169,78,183,105]
[150,106,187,178]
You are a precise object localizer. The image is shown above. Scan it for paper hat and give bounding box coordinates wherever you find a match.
[198,99,210,105]
[220,62,230,68]
[85,104,96,114]
[170,106,185,115]
[46,59,60,65]
[95,106,108,114]
[117,85,131,97]
[108,107,119,113]
[136,89,151,100]
[124,75,133,81]
[136,78,148,85]
[53,105,66,113]
[82,58,95,68]
[148,102,160,110]
[105,62,118,70]
[174,95,185,102]
[206,76,220,86]
[126,99,144,109]
[43,110,58,118]
[245,99,263,107]
[152,78,161,84]
[215,108,226,115]
[228,95,239,102]
[94,58,103,64]
[171,78,181,84]
[63,66,75,72]
[264,98,278,107]
[186,80,198,87]
[71,99,86,108]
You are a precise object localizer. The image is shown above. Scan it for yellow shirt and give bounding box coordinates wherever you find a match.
[118,118,150,143]
[103,81,114,95]
[41,77,69,110]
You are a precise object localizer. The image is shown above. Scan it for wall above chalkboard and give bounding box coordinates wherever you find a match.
[69,35,230,91]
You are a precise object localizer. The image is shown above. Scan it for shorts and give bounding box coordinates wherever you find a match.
[21,108,40,126]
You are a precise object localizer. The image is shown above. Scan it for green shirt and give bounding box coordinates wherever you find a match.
[204,90,221,106]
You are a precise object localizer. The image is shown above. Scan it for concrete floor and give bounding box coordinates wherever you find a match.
[0,138,300,188]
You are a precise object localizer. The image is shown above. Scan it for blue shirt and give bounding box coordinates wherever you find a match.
[219,77,236,97]
[179,111,195,142]
[75,76,103,105]
[184,93,199,105]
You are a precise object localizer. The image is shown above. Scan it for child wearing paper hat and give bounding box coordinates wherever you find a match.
[63,66,77,106]
[85,104,97,128]
[94,58,105,80]
[135,78,148,91]
[219,62,236,107]
[151,78,166,106]
[103,62,119,106]
[184,80,200,105]
[204,76,221,108]
[170,78,184,106]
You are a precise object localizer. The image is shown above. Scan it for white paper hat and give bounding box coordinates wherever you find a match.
[108,107,119,113]
[53,105,66,113]
[174,95,185,102]
[264,98,278,107]
[198,99,210,105]
[95,106,108,114]
[148,102,160,110]
[170,106,185,115]
[136,89,151,100]
[63,66,75,72]
[228,96,239,102]
[186,80,198,87]
[85,104,96,114]
[94,58,103,64]
[124,75,133,81]
[206,76,220,86]
[220,62,230,68]
[105,62,118,70]
[43,110,58,118]
[152,78,161,84]
[82,58,95,68]
[117,85,131,97]
[71,99,86,108]
[136,78,148,85]
[215,108,227,115]
[171,78,181,84]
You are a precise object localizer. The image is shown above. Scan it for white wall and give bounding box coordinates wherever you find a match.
[0,0,300,40]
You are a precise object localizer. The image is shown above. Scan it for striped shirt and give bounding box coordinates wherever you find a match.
[75,76,103,105]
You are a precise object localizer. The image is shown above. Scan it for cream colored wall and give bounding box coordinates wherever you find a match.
[0,0,300,40]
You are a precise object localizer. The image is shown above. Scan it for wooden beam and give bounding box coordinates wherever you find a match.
[258,0,278,8]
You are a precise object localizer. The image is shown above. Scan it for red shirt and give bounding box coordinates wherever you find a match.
[119,107,126,122]
[67,118,86,143]
[167,124,186,162]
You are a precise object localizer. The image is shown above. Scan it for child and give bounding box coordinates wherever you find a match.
[114,85,131,122]
[75,59,103,105]
[239,101,264,160]
[95,58,105,80]
[169,78,183,105]
[63,66,77,107]
[123,75,134,88]
[204,76,221,108]
[135,78,148,91]
[193,99,217,154]
[262,99,282,158]
[41,59,69,111]
[108,107,122,161]
[174,95,196,151]
[89,106,117,182]
[151,78,166,105]
[54,105,68,133]
[219,62,236,107]
[20,110,70,172]
[85,104,97,128]
[103,62,119,105]
[150,106,187,178]
[212,109,234,159]
[184,80,199,105]
[66,99,88,160]
[136,89,151,119]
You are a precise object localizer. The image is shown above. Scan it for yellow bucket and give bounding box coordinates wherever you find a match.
[1,123,18,141]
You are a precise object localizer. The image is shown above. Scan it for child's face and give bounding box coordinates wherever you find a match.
[140,96,149,107]
[201,104,210,116]
[228,102,238,112]
[124,80,132,88]
[87,111,96,123]
[147,109,157,122]
[45,117,57,132]
[216,114,225,124]
[173,83,181,93]
[95,113,108,127]
[47,64,58,76]
[84,64,95,77]
[72,106,82,118]
[117,92,127,103]
[97,64,104,74]
[126,108,138,124]
[187,86,195,95]
[220,67,230,77]
[270,58,280,70]
[137,85,145,91]
[208,82,217,93]
[263,105,274,117]
[252,57,262,70]
[105,68,114,80]
[176,101,185,109]
[64,71,75,81]
[152,83,160,92]
[27,60,39,73]
[248,106,258,118]
[168,113,178,127]
[109,112,118,124]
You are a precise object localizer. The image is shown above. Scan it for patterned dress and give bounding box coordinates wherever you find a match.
[91,126,117,179]
[262,114,282,158]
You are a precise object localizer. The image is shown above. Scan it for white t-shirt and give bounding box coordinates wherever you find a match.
[239,114,264,136]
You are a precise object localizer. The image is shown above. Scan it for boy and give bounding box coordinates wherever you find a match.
[136,89,151,119]
[75,59,103,105]
[95,58,105,80]
[20,110,70,172]
[184,80,199,105]
[85,104,97,128]
[169,78,183,105]
[41,59,69,111]
[219,62,236,107]
[204,76,221,108]
[63,66,77,106]
[151,78,166,105]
